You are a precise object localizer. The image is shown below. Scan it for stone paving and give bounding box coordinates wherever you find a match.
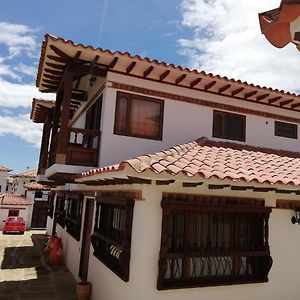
[0,230,77,300]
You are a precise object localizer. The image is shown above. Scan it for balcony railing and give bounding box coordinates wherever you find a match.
[47,127,101,168]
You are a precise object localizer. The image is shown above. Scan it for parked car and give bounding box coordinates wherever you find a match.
[3,216,25,234]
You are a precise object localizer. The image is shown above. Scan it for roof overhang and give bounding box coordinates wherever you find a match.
[31,98,55,123]
[259,0,300,49]
[36,34,300,112]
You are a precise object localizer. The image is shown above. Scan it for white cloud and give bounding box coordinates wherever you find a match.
[179,0,300,92]
[0,22,37,56]
[0,78,54,108]
[14,63,37,77]
[0,114,42,147]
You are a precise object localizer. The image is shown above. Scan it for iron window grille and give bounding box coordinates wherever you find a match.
[65,193,83,241]
[158,194,272,290]
[54,193,66,228]
[91,197,134,282]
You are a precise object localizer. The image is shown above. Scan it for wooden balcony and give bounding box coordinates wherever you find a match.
[48,127,101,168]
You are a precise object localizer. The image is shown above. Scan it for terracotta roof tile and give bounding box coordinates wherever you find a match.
[79,138,300,186]
[0,194,33,206]
[23,182,49,190]
[0,166,12,172]
[14,169,37,178]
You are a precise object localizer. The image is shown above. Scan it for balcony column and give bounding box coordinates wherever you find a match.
[56,70,74,164]
[38,114,52,174]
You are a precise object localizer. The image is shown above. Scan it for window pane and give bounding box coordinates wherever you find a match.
[130,98,161,137]
[225,114,245,141]
[115,97,128,133]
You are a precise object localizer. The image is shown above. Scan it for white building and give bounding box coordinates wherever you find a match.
[31,34,300,300]
[0,166,12,194]
[11,169,37,196]
[0,194,33,230]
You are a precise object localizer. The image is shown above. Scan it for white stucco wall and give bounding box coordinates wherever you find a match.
[83,183,300,300]
[94,73,300,168]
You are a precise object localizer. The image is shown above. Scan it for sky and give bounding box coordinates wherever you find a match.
[0,0,299,173]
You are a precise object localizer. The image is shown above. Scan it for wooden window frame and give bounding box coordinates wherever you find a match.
[54,193,66,228]
[114,91,164,140]
[274,120,297,139]
[213,110,246,142]
[158,194,272,290]
[91,197,134,282]
[65,193,83,241]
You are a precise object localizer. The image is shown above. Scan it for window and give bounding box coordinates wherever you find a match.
[114,92,164,140]
[47,192,55,219]
[54,193,66,228]
[91,197,134,282]
[8,210,19,216]
[213,110,246,142]
[158,194,272,290]
[275,121,297,139]
[65,193,83,241]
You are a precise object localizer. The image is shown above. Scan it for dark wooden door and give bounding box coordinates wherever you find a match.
[79,198,94,281]
[31,201,48,228]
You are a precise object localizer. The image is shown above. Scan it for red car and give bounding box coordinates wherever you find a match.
[3,216,25,234]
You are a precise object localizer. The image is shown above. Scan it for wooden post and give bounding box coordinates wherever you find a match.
[38,114,52,174]
[56,70,74,164]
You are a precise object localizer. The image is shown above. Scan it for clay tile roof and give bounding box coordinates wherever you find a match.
[0,166,12,172]
[36,34,300,112]
[31,98,55,123]
[14,169,37,178]
[0,194,33,206]
[23,182,49,190]
[78,138,300,186]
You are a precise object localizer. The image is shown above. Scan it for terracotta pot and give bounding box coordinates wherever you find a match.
[76,281,91,300]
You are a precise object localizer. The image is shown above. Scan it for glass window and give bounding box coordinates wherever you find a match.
[213,110,246,142]
[275,121,297,139]
[114,92,164,140]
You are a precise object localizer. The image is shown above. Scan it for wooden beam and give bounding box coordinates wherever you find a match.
[143,66,154,78]
[231,87,244,96]
[291,102,300,109]
[71,91,88,102]
[156,180,175,185]
[204,80,216,91]
[159,70,170,81]
[127,176,152,184]
[49,45,72,62]
[68,63,107,77]
[276,189,294,194]
[253,187,276,192]
[108,57,119,69]
[256,93,270,101]
[44,68,64,76]
[175,74,186,85]
[41,83,58,90]
[47,55,68,63]
[208,184,230,190]
[280,99,294,107]
[73,51,82,61]
[182,182,203,187]
[45,62,65,71]
[268,96,282,104]
[42,79,59,85]
[231,186,254,191]
[244,91,257,99]
[126,61,136,74]
[44,74,61,81]
[218,84,231,93]
[190,77,202,88]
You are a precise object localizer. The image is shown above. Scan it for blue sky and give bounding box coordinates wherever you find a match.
[0,0,299,173]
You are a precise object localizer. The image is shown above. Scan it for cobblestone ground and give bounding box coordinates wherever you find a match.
[0,230,77,300]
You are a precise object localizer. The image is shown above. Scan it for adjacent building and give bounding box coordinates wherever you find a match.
[31,34,300,300]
